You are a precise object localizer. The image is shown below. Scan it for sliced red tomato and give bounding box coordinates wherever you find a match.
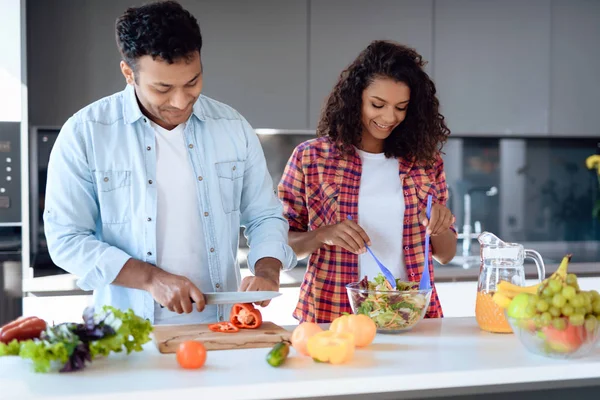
[230,303,263,329]
[208,322,240,333]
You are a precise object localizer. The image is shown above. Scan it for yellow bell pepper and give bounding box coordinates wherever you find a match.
[329,314,376,347]
[306,331,355,365]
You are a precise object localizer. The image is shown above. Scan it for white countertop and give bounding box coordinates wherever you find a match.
[2,317,600,400]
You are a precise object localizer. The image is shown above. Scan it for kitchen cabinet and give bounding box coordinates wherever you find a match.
[27,0,309,130]
[549,0,600,137]
[186,0,309,130]
[308,0,434,130]
[433,0,551,136]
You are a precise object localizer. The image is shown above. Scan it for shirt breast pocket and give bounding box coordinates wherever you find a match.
[215,161,245,214]
[306,182,339,229]
[412,171,439,208]
[94,170,132,224]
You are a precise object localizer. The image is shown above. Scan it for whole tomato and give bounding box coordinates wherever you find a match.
[176,341,207,369]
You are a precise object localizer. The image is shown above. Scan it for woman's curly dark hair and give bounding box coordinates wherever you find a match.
[115,1,202,72]
[317,40,450,165]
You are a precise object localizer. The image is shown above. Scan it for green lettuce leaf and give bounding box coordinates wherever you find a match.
[0,339,21,356]
[18,340,70,373]
[89,306,153,358]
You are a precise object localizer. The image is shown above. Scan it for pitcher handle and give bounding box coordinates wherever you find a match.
[525,249,546,283]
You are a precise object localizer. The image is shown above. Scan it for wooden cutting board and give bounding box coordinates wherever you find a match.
[153,321,291,353]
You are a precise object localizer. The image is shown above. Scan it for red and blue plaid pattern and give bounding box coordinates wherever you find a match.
[278,137,456,323]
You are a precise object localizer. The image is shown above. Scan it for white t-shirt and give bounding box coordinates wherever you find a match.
[356,149,407,282]
[151,121,216,324]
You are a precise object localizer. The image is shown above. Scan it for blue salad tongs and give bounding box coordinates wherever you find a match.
[419,195,433,290]
[347,215,396,289]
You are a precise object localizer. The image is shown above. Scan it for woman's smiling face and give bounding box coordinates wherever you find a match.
[360,77,410,152]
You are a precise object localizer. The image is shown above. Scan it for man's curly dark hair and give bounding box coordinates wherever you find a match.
[115,1,202,72]
[317,40,450,165]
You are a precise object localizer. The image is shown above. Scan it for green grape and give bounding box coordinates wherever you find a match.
[533,314,543,328]
[536,299,549,313]
[562,304,574,317]
[525,303,537,317]
[590,290,600,300]
[593,300,600,315]
[582,291,593,305]
[585,315,598,332]
[528,294,539,305]
[540,312,552,326]
[566,273,578,286]
[549,306,561,317]
[562,285,576,300]
[585,303,593,315]
[552,294,567,308]
[575,307,587,316]
[571,294,585,308]
[552,318,567,331]
[569,314,585,326]
[548,279,562,294]
[542,286,554,298]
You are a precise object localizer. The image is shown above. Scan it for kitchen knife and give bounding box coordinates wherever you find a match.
[159,291,282,308]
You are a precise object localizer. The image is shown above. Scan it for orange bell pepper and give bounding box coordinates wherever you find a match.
[306,331,355,364]
[230,303,263,329]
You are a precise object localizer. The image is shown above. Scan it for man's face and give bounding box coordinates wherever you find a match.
[121,51,203,130]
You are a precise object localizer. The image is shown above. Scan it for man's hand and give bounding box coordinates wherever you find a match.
[147,268,206,314]
[240,257,281,307]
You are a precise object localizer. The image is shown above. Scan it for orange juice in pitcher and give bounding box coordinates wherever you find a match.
[475,232,545,333]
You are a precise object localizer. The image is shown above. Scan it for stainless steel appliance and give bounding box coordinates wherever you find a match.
[0,122,23,325]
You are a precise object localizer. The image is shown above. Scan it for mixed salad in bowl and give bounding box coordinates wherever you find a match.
[346,273,432,333]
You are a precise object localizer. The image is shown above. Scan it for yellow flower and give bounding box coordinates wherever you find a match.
[586,155,600,175]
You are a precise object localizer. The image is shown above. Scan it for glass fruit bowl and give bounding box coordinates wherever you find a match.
[346,281,432,334]
[506,315,600,359]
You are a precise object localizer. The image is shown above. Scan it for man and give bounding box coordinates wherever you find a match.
[43,0,296,325]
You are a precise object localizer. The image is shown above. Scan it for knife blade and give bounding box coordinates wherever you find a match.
[159,291,282,308]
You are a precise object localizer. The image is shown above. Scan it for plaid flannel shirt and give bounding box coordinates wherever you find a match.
[278,137,456,323]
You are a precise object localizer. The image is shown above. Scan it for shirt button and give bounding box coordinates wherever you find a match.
[210,248,215,252]
[198,176,203,181]
[147,251,152,256]
[411,273,415,277]
[148,179,153,184]
[147,146,151,151]
[405,246,409,250]
[204,212,209,217]
[232,165,236,171]
[405,191,409,195]
[147,217,152,222]
[103,177,109,182]
[215,283,220,289]
[143,118,147,123]
[188,144,194,149]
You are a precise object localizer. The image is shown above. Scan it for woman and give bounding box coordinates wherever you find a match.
[278,40,457,323]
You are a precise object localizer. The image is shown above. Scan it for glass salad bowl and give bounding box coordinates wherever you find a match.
[346,274,432,334]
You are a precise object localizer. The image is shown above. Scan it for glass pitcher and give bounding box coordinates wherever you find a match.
[475,232,545,333]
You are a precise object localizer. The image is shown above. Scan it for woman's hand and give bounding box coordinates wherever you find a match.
[419,203,455,236]
[315,219,371,254]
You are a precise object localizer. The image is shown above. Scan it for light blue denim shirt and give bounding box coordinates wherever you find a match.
[43,84,297,323]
